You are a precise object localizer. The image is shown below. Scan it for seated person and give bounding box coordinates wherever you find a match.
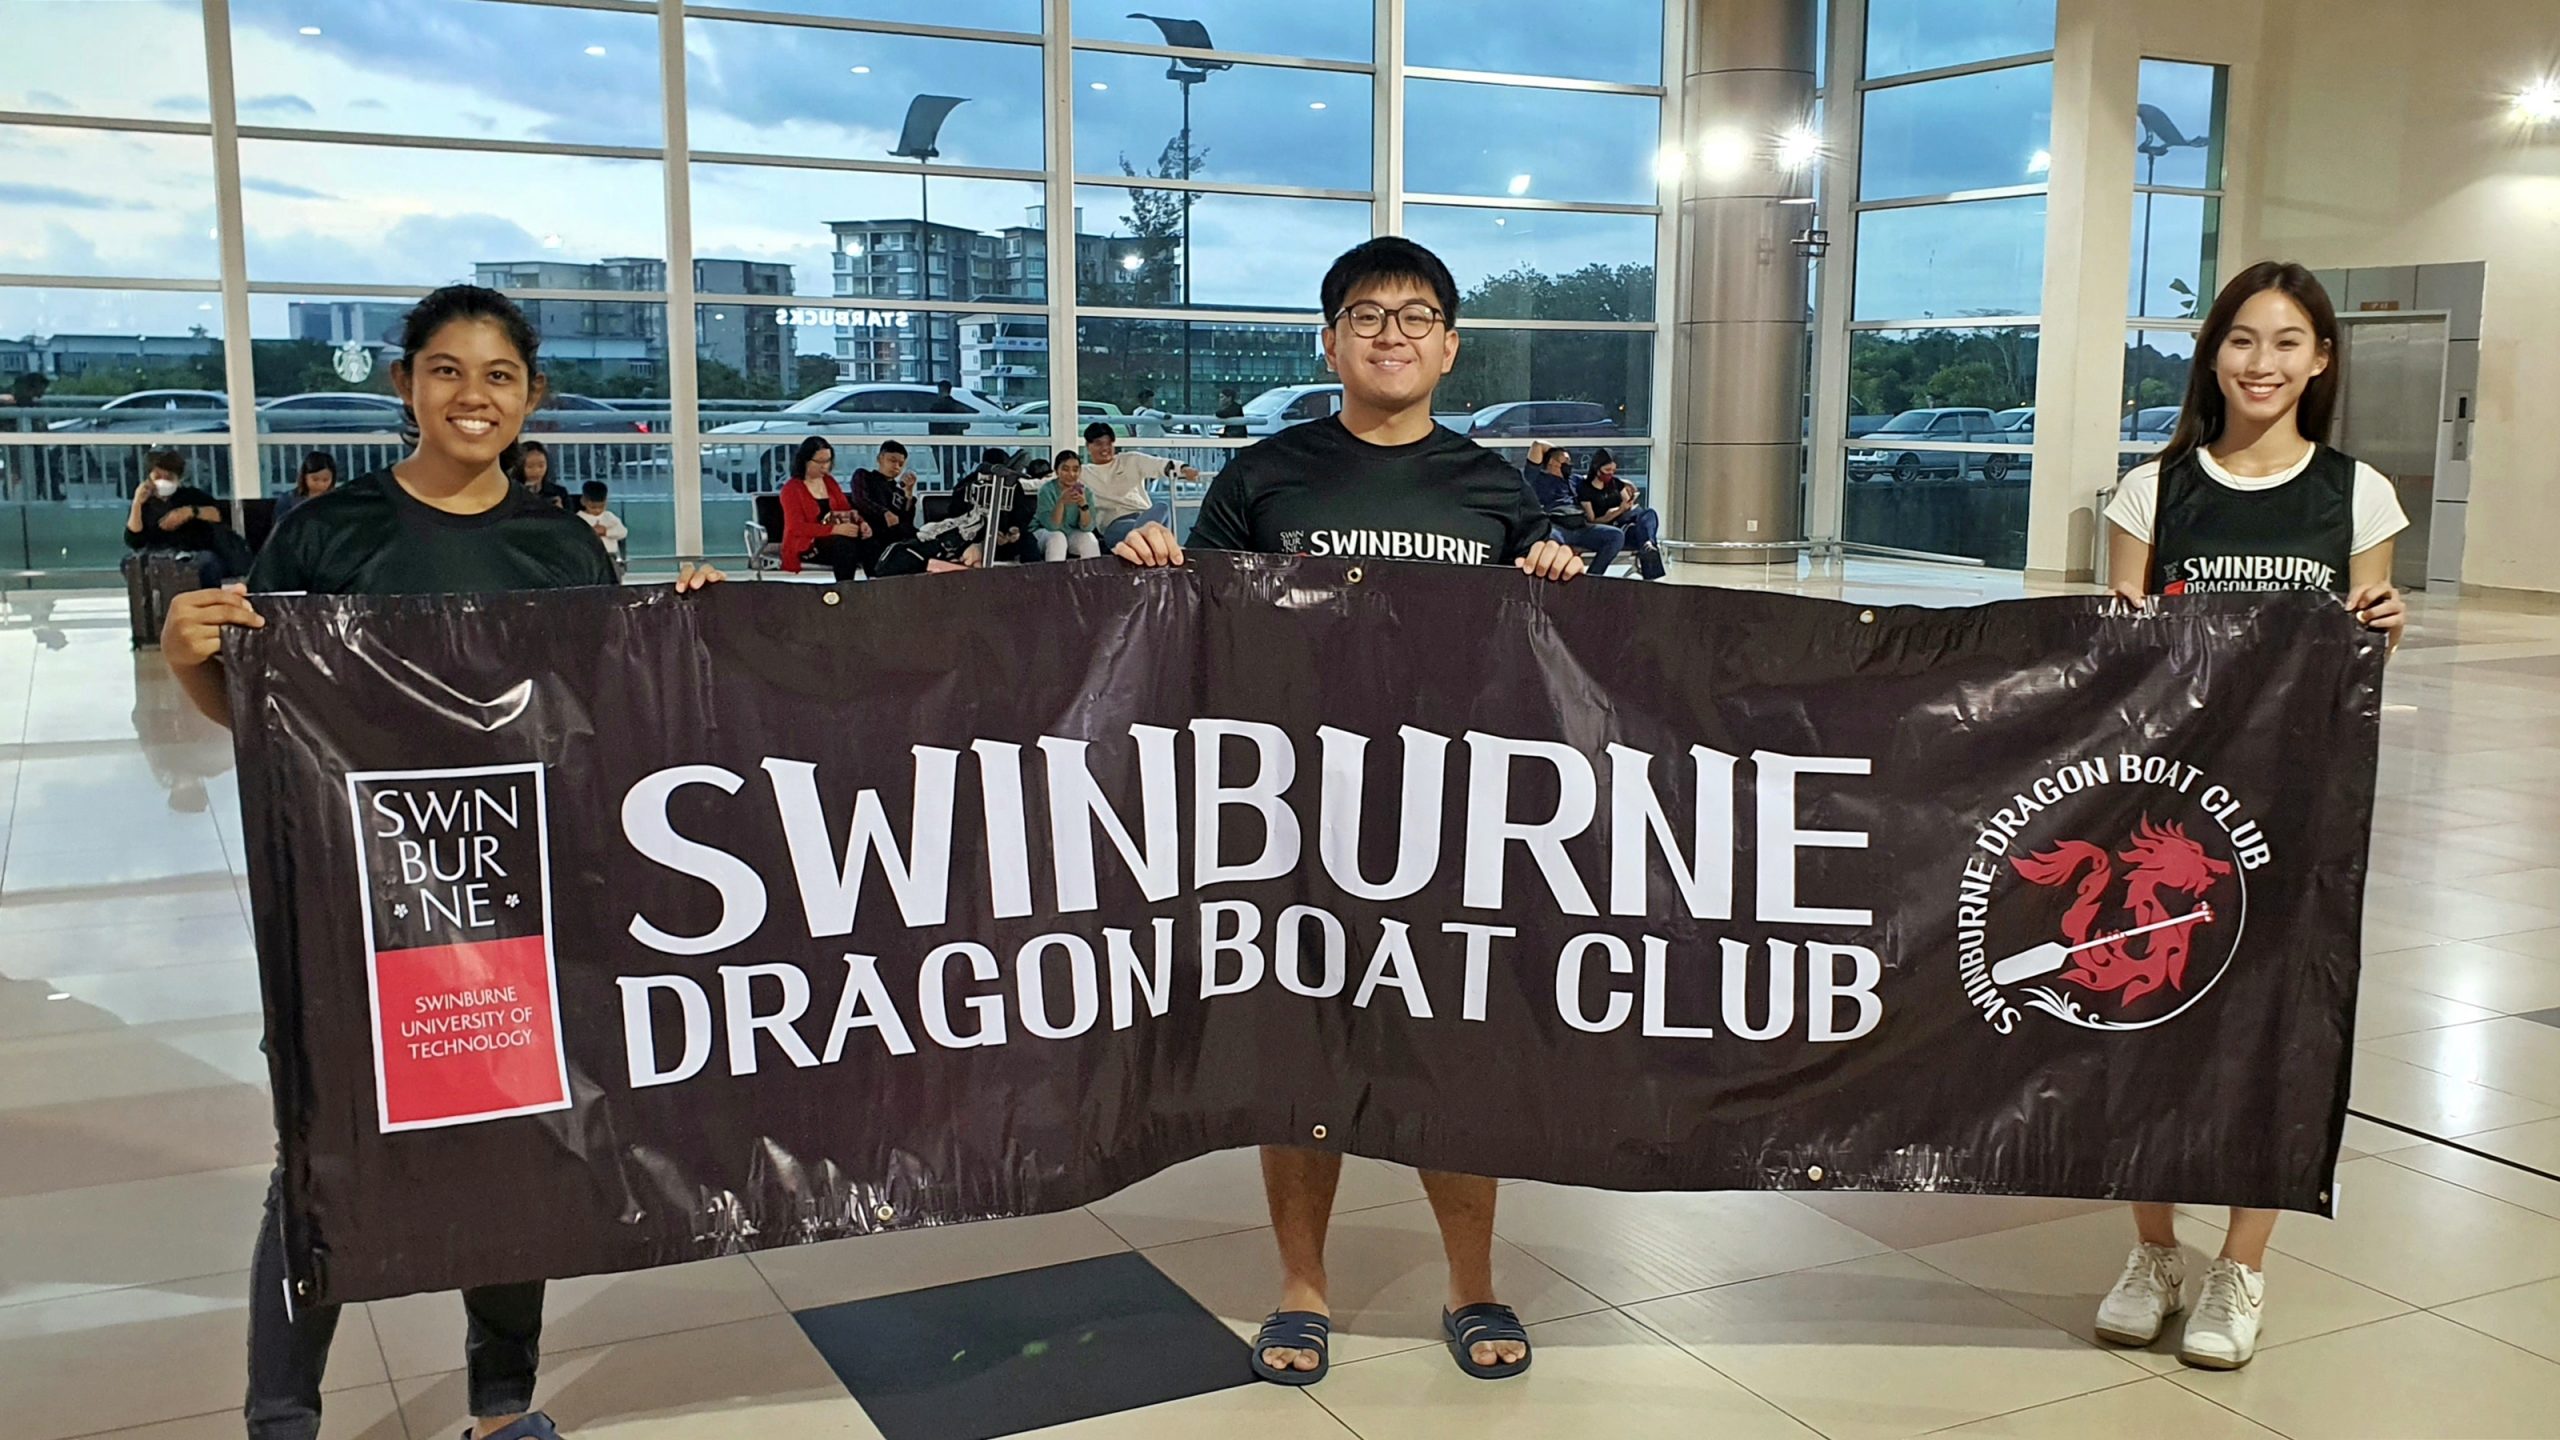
[1580,448,1664,580]
[1522,441,1623,574]
[274,451,337,526]
[511,440,571,510]
[777,435,871,582]
[577,480,629,579]
[1035,450,1102,560]
[124,449,247,588]
[1080,422,1200,548]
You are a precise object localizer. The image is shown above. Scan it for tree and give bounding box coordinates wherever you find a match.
[1080,136,1209,411]
[795,353,842,396]
[1435,264,1658,424]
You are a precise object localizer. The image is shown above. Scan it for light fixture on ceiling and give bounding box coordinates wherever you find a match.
[1506,173,1532,196]
[298,25,320,35]
[2027,148,2053,175]
[584,45,606,57]
[2518,77,2560,124]
[851,65,871,75]
[1309,101,1326,110]
[1090,81,1109,91]
[1774,125,1822,172]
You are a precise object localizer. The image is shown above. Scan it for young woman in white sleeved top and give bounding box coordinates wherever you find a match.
[2095,259,2407,1372]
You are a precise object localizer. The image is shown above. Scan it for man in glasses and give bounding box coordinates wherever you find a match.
[1115,237,1580,1388]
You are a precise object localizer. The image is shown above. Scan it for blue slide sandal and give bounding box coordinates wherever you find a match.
[1443,1303,1533,1380]
[1248,1310,1332,1385]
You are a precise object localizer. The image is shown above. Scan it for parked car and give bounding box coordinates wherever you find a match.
[258,392,408,433]
[703,382,1012,489]
[1846,406,2012,483]
[47,389,229,435]
[2122,406,2180,444]
[1467,400,1621,439]
[531,393,655,435]
[1848,414,1892,438]
[1236,383,1344,437]
[1007,400,1157,440]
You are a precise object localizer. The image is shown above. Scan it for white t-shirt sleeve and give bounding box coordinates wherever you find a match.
[2104,462,2163,542]
[2349,461,2411,557]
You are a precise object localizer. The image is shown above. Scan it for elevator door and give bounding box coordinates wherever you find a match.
[2334,317,2446,592]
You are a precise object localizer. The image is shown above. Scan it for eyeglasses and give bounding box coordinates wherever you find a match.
[1333,302,1447,339]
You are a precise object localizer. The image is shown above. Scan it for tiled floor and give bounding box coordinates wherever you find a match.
[8,560,2560,1440]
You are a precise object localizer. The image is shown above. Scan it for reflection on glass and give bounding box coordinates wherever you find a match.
[1842,325,2039,566]
[1076,317,1327,423]
[1852,196,2046,322]
[691,166,1050,302]
[237,140,663,286]
[1075,52,1370,192]
[692,303,1051,420]
[2137,60,2226,192]
[0,289,227,420]
[1072,2,1372,63]
[7,0,208,122]
[1441,330,1652,437]
[0,441,248,578]
[0,126,219,278]
[725,0,1041,30]
[685,20,1043,169]
[1865,0,2054,80]
[1071,186,1368,310]
[2129,194,2218,321]
[2124,328,2197,422]
[1402,206,1656,321]
[229,0,662,147]
[1859,64,2053,201]
[1405,80,1659,204]
[1406,0,1663,85]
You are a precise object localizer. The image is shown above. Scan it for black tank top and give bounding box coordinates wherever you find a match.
[2148,445,2358,596]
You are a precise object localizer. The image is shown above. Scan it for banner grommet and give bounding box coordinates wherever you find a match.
[1858,611,1875,624]
[874,1203,895,1221]
[1346,567,1364,584]
[1311,1124,1329,1141]
[823,591,842,606]
[1807,1165,1826,1184]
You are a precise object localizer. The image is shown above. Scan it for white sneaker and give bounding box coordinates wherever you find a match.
[2095,1242,2186,1346]
[2178,1257,2267,1370]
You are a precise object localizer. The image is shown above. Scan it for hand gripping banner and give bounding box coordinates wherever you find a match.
[228,556,2383,1305]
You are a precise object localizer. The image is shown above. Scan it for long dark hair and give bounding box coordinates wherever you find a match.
[790,434,834,484]
[510,439,551,485]
[2158,261,2342,475]
[295,450,336,496]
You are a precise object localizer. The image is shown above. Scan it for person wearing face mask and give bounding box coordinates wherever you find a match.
[123,450,241,589]
[2092,261,2405,1374]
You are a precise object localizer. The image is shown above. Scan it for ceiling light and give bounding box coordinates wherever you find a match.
[1653,145,1686,185]
[2027,148,2053,175]
[851,65,871,75]
[584,45,606,56]
[1506,173,1532,196]
[1090,81,1109,91]
[1309,102,1326,111]
[1774,125,1823,171]
[298,25,320,35]
[1698,125,1754,179]
[2519,78,2560,124]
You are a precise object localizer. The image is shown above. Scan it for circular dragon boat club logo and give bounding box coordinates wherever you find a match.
[1954,754,2264,1034]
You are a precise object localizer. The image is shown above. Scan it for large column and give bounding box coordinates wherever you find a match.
[1675,0,1817,561]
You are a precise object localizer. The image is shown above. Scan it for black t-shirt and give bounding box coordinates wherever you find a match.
[248,468,616,596]
[1186,416,1551,565]
[130,485,227,552]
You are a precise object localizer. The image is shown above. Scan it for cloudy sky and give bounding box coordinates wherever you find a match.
[0,0,2216,366]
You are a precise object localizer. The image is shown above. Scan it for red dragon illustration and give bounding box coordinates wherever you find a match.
[2010,817,2231,1006]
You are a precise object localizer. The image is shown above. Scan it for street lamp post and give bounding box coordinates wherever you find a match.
[2134,103,2210,329]
[892,94,970,387]
[1131,14,1228,422]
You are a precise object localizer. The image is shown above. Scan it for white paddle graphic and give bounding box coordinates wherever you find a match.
[1989,906,2216,987]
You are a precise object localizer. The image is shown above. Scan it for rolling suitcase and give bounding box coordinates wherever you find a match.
[123,550,201,648]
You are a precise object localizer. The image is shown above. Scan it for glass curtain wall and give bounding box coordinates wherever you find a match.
[0,0,1672,583]
[1838,0,2054,568]
[2122,59,2227,478]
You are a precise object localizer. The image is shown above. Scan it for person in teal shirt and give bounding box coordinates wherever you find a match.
[1035,449,1102,560]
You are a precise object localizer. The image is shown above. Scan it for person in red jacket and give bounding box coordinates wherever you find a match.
[777,435,870,580]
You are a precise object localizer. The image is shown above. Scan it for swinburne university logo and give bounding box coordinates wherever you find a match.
[348,763,572,1131]
[1955,753,2269,1033]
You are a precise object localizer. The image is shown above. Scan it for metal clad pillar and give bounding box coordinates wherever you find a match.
[1677,0,1817,561]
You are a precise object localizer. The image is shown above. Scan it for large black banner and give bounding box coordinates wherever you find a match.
[230,556,2382,1305]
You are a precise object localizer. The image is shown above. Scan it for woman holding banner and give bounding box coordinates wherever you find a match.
[2095,261,2406,1371]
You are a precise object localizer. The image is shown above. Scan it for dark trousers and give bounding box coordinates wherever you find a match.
[1619,507,1661,549]
[802,534,867,583]
[247,1168,544,1440]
